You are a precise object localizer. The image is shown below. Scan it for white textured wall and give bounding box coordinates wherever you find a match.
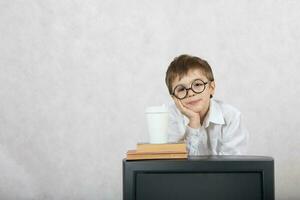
[0,0,299,199]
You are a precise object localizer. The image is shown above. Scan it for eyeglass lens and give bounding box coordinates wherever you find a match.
[174,79,206,99]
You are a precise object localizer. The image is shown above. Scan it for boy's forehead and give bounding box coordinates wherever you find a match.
[173,69,207,85]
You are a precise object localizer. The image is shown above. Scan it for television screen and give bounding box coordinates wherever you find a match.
[123,156,274,200]
[136,172,262,200]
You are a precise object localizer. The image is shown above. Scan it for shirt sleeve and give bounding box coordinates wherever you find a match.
[184,126,208,155]
[218,112,249,155]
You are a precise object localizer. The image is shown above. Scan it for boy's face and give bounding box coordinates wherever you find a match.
[171,69,215,113]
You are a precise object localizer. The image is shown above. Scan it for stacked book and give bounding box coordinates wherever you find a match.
[126,142,188,160]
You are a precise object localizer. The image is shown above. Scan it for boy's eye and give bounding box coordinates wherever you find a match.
[194,83,202,87]
[177,87,185,92]
[174,86,186,93]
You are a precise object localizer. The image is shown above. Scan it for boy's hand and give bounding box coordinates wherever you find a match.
[172,96,201,128]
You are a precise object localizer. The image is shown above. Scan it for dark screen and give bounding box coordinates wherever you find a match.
[136,172,262,200]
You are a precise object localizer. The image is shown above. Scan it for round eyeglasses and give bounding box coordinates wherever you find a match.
[172,79,210,100]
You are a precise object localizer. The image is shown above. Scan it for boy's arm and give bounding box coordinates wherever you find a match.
[167,105,208,155]
[218,112,249,155]
[184,125,209,155]
[167,101,198,142]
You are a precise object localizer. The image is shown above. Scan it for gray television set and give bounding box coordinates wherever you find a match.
[123,155,274,200]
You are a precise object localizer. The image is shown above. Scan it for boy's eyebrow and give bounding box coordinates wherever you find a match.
[176,78,203,87]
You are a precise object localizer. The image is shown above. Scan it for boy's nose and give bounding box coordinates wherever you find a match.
[187,88,196,97]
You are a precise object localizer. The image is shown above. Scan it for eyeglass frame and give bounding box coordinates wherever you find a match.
[171,78,213,100]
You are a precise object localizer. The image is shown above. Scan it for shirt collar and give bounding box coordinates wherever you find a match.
[203,99,225,128]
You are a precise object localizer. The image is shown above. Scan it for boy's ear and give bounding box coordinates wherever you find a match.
[210,80,215,87]
[210,81,216,98]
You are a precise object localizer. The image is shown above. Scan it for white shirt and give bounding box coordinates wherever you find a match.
[167,99,249,155]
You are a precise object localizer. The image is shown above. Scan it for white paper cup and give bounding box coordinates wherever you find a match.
[145,105,169,144]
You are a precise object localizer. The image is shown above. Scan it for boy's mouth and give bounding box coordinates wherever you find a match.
[187,99,201,105]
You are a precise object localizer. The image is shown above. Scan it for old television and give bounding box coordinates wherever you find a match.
[123,156,274,200]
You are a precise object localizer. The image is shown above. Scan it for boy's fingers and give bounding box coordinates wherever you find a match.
[177,99,185,109]
[172,96,178,104]
[172,96,191,115]
[171,96,177,103]
[177,100,187,113]
[173,97,183,111]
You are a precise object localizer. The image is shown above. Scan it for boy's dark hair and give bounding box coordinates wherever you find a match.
[165,54,215,95]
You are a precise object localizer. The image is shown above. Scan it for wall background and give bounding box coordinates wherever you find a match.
[0,0,299,199]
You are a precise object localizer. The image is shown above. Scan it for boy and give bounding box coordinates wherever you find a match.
[165,54,249,155]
